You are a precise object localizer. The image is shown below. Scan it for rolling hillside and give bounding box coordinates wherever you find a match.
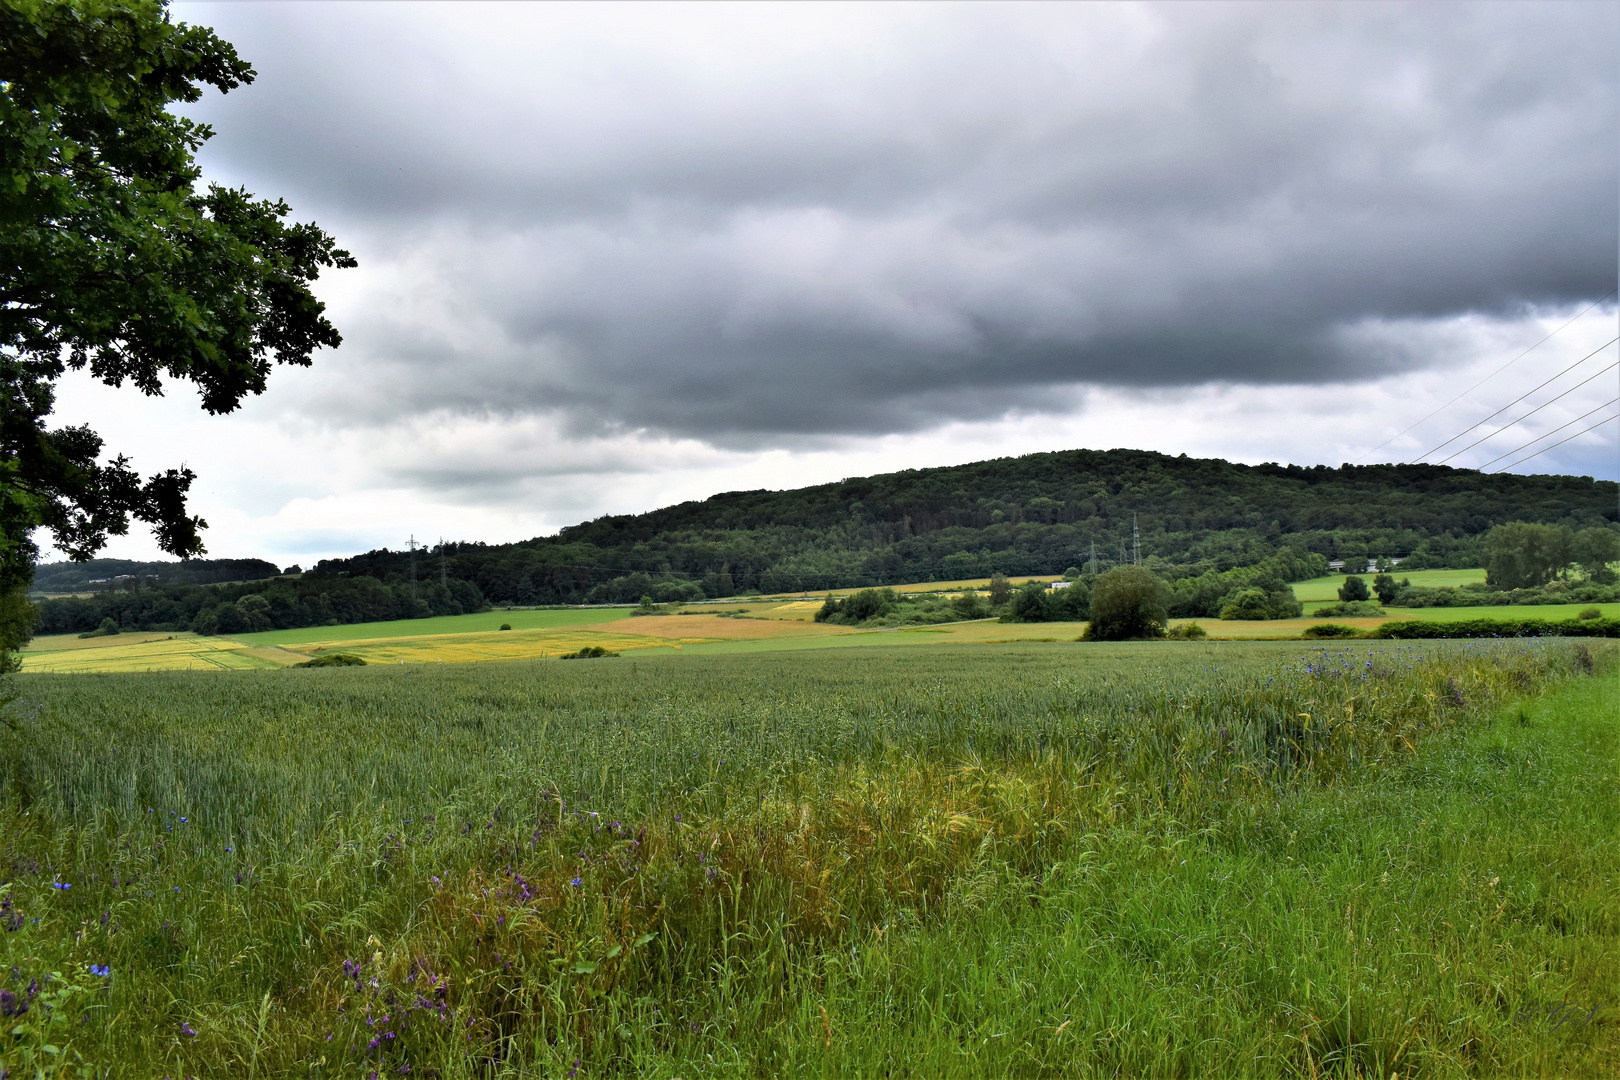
[318,448,1619,604]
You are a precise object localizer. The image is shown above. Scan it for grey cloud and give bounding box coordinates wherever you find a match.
[177,1,1617,442]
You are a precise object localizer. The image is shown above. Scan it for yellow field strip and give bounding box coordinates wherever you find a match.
[290,627,717,664]
[20,635,301,673]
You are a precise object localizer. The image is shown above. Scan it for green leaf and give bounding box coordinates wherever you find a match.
[634,933,655,947]
[604,944,622,960]
[572,962,596,974]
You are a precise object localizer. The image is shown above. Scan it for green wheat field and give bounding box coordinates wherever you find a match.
[1,640,1616,1077]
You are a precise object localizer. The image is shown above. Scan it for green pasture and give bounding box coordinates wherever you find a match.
[1292,567,1486,602]
[233,605,633,646]
[1,640,1615,1076]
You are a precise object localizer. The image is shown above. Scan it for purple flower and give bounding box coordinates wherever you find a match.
[567,1059,580,1079]
[182,1022,198,1036]
[570,877,582,887]
[51,882,69,890]
[89,964,110,977]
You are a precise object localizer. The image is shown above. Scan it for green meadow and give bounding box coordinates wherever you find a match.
[1291,569,1487,602]
[1,639,1615,1077]
[236,606,635,647]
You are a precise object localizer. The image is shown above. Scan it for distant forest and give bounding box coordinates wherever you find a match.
[31,557,283,593]
[30,448,1619,636]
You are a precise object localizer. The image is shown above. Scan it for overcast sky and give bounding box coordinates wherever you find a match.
[51,1,1619,564]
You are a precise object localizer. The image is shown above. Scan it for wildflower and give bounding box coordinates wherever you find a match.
[570,877,582,887]
[181,1022,198,1036]
[567,1060,580,1079]
[52,882,69,890]
[89,964,110,977]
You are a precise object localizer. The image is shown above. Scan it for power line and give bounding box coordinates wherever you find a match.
[1477,397,1620,471]
[1407,337,1618,462]
[1356,290,1617,463]
[1434,360,1618,465]
[1490,412,1619,474]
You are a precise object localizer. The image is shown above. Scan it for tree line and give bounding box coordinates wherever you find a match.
[34,574,488,637]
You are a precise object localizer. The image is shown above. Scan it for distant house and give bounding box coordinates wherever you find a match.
[1048,580,1072,590]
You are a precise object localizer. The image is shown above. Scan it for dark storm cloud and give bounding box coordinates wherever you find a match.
[179,1,1618,440]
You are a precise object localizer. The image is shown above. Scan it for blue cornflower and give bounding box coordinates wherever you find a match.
[89,964,110,977]
[52,882,69,890]
[570,877,582,887]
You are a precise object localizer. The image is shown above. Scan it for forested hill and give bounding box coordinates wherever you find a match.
[31,449,1618,635]
[31,557,282,593]
[318,448,1618,605]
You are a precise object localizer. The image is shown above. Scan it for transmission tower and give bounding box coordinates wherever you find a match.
[408,535,419,599]
[439,536,448,588]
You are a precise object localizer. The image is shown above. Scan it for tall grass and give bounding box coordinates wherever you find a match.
[0,639,1613,1076]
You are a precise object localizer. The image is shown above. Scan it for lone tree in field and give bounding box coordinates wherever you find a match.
[1083,566,1169,640]
[0,0,353,673]
[1338,575,1371,603]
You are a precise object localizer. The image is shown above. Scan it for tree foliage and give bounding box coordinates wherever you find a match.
[1338,575,1371,603]
[1,0,352,654]
[1482,522,1571,590]
[1082,566,1169,640]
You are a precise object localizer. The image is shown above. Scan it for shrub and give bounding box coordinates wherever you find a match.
[78,616,120,639]
[816,588,898,625]
[1217,588,1271,620]
[951,592,991,620]
[1578,607,1602,620]
[499,623,513,631]
[1165,621,1207,639]
[1005,580,1054,622]
[295,653,366,667]
[1372,617,1620,639]
[1338,575,1371,602]
[1303,623,1359,638]
[1083,566,1170,640]
[1311,600,1383,618]
[560,645,618,659]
